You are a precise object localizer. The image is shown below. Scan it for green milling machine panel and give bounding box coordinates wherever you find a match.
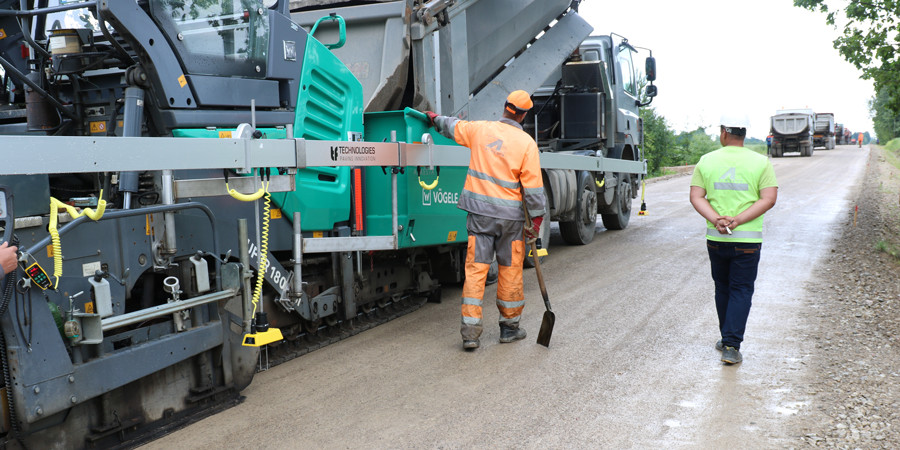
[173,27,468,249]
[173,30,362,233]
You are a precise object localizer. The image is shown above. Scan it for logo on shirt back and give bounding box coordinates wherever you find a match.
[715,167,749,191]
[486,139,504,157]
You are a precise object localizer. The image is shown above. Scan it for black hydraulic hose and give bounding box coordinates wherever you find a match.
[0,240,25,448]
[532,81,565,142]
[98,17,135,66]
[17,0,51,59]
[0,54,79,121]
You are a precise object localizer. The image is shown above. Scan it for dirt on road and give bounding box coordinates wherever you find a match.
[790,145,900,448]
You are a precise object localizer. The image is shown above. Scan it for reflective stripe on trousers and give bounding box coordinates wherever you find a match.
[461,214,526,341]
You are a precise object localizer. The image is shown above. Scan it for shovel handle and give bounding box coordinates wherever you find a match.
[524,204,552,312]
[529,240,552,311]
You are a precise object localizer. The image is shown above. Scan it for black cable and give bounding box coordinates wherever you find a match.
[0,238,26,448]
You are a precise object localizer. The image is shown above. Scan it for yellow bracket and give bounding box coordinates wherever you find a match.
[226,182,266,201]
[596,178,605,188]
[528,247,549,258]
[242,327,284,347]
[418,175,439,190]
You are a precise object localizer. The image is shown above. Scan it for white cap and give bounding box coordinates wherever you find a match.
[719,113,750,129]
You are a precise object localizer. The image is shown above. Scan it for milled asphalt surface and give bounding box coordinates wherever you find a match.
[144,145,867,449]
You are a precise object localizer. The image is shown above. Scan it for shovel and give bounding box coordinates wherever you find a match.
[524,208,554,347]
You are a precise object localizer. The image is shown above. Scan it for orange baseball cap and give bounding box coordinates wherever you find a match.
[505,90,533,114]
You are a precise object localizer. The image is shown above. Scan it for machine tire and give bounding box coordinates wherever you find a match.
[560,171,597,245]
[601,172,632,231]
[524,185,551,267]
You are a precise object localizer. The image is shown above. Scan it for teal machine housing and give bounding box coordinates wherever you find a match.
[362,110,468,248]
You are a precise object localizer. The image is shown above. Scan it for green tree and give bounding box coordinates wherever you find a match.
[640,106,675,175]
[637,76,677,176]
[673,128,720,165]
[870,87,900,142]
[794,0,900,112]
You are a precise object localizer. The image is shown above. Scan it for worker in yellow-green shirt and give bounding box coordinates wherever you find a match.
[690,114,778,365]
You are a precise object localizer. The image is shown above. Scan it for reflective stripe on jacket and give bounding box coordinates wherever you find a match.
[433,115,545,221]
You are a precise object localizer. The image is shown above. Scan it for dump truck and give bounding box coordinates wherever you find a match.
[835,123,844,145]
[770,108,815,157]
[813,112,835,149]
[0,0,656,447]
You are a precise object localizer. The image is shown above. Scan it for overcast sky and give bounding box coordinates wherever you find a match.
[578,0,875,139]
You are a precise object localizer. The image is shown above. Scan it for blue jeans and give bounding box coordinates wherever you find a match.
[706,241,762,350]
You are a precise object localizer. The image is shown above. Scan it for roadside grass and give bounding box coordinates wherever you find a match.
[745,143,767,155]
[647,168,680,179]
[875,239,900,262]
[883,138,900,170]
[874,141,900,264]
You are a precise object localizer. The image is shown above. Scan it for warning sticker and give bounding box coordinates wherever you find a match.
[270,209,282,219]
[89,121,107,133]
[178,74,187,88]
[0,29,6,40]
[447,231,458,242]
[218,131,232,138]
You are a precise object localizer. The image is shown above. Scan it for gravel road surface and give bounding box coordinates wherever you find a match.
[143,145,886,449]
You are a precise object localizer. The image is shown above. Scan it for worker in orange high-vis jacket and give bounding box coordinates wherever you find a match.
[425,90,546,351]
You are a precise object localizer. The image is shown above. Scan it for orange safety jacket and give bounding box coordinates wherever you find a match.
[434,116,546,221]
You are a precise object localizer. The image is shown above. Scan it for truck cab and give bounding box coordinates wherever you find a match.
[527,34,654,160]
[523,33,656,239]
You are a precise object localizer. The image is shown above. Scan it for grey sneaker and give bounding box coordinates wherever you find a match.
[463,339,480,350]
[715,340,724,351]
[721,346,742,364]
[499,324,527,343]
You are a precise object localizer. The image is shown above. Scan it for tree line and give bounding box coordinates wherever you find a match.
[795,0,900,143]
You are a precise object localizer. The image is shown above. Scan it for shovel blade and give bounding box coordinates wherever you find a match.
[536,310,555,347]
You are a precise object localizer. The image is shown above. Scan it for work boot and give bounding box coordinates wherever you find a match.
[715,340,724,351]
[499,324,526,343]
[463,339,480,350]
[721,346,742,364]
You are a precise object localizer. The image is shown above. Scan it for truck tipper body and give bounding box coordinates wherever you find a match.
[813,112,835,149]
[770,108,815,157]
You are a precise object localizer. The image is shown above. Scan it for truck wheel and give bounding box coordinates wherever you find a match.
[601,172,632,231]
[560,171,597,244]
[524,186,551,267]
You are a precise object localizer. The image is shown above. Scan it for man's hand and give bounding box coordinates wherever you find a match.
[425,111,438,127]
[714,216,737,234]
[0,242,18,276]
[524,216,543,240]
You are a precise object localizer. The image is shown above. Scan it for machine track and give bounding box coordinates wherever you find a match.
[264,295,428,368]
